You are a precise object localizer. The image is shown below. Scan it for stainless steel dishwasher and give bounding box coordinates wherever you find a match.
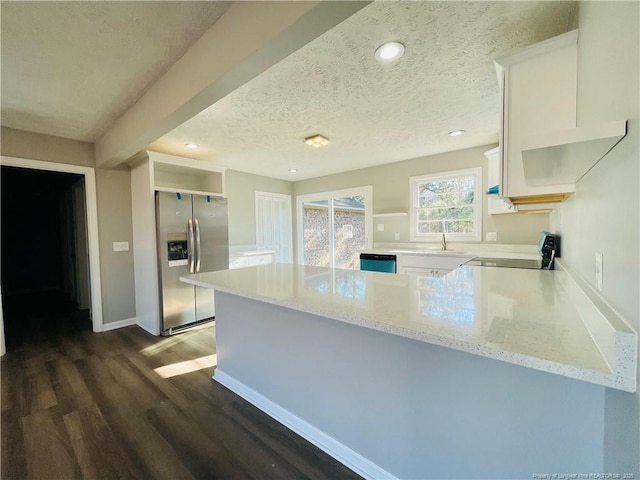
[359,253,397,273]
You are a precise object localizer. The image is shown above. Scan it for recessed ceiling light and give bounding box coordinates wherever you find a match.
[304,134,330,148]
[447,130,466,137]
[374,41,405,62]
[288,169,298,173]
[184,143,199,149]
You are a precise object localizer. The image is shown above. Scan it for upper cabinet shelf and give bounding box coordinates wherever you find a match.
[522,120,627,186]
[149,151,226,197]
[372,212,407,218]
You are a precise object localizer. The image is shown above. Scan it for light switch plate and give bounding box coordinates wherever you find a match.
[394,233,400,241]
[485,231,498,242]
[113,241,130,252]
[377,223,384,232]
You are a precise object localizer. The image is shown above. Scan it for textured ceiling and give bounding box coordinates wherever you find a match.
[1,1,576,181]
[150,1,576,180]
[0,1,229,142]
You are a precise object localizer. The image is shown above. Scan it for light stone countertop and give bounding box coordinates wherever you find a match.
[360,244,541,261]
[230,249,276,257]
[182,262,636,392]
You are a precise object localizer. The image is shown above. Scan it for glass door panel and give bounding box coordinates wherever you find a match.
[333,196,366,269]
[297,186,372,268]
[302,200,331,267]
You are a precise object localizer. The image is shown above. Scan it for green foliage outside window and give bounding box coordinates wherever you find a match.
[416,174,476,234]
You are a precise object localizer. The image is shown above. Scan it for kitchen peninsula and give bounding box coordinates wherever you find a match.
[182,262,636,479]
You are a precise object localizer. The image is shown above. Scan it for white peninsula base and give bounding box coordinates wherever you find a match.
[212,291,605,479]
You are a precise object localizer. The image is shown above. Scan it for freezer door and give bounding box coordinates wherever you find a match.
[192,194,229,321]
[156,191,196,331]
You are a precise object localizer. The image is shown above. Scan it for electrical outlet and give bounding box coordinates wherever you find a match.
[377,223,384,232]
[595,252,603,291]
[486,231,498,242]
[394,233,400,241]
[113,241,130,252]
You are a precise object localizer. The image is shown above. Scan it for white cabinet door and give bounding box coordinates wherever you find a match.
[248,254,274,267]
[400,267,452,278]
[484,147,517,215]
[496,31,577,202]
[396,254,469,277]
[229,256,249,269]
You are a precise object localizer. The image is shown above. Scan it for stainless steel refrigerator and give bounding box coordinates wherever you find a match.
[155,191,229,335]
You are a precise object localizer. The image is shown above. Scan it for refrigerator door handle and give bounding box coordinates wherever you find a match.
[187,218,195,273]
[195,218,201,272]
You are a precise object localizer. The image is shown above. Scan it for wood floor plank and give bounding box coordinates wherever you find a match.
[184,398,308,480]
[58,333,91,360]
[124,353,195,410]
[45,356,94,414]
[1,409,27,480]
[1,320,363,480]
[103,354,168,410]
[63,405,141,480]
[21,408,82,480]
[23,359,58,413]
[201,386,363,480]
[145,400,252,480]
[103,408,195,480]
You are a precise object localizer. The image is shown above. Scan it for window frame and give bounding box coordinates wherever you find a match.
[409,167,482,242]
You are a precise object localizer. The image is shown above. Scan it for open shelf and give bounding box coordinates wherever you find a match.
[372,212,407,218]
[152,153,225,196]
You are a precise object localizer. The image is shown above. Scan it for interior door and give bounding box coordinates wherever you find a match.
[192,194,229,321]
[255,192,293,263]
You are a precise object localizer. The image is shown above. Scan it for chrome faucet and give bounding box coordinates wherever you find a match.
[441,232,447,251]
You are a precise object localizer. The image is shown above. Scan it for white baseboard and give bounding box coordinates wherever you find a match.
[101,317,137,332]
[214,369,396,480]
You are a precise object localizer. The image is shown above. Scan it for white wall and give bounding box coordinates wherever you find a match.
[96,167,136,324]
[549,1,639,472]
[294,143,549,246]
[225,170,293,247]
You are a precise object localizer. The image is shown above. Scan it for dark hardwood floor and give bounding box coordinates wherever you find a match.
[1,301,362,480]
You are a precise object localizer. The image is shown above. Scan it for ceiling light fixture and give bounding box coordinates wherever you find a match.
[374,41,405,62]
[288,169,298,173]
[448,130,466,137]
[304,134,330,148]
[184,143,199,149]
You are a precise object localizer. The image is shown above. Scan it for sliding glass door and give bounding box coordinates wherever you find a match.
[297,187,372,269]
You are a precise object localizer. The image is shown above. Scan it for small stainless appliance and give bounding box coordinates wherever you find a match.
[539,231,559,270]
[464,257,541,269]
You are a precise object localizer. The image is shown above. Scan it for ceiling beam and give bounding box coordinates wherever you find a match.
[95,1,370,169]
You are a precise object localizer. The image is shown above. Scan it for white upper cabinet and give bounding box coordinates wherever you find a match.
[495,31,578,204]
[494,30,627,206]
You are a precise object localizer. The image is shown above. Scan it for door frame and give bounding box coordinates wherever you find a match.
[255,191,293,263]
[0,156,104,349]
[296,186,373,266]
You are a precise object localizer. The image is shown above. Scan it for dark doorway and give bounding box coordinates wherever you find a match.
[1,166,92,350]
